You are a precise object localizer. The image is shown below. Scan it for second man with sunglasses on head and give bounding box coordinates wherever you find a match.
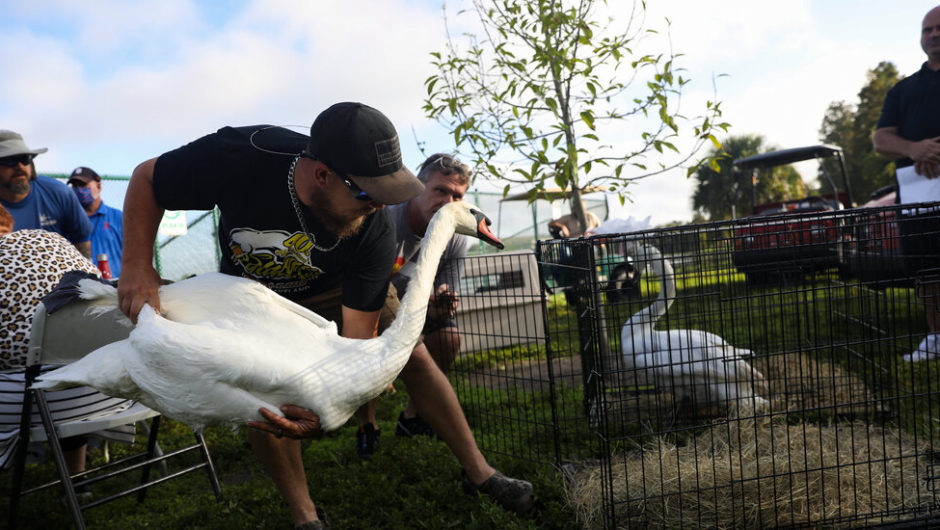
[0,130,92,257]
[118,102,533,529]
[354,153,474,454]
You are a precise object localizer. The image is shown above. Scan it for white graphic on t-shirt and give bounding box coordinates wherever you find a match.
[228,228,323,282]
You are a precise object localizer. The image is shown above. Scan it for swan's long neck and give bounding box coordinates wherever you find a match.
[380,210,457,351]
[643,247,676,324]
[622,246,676,350]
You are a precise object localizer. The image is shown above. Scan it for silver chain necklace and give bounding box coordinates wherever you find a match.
[287,156,341,253]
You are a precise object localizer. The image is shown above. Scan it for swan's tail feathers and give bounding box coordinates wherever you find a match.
[726,356,765,383]
[75,278,133,325]
[724,358,767,393]
[728,394,770,417]
[726,358,769,414]
[77,278,119,301]
[749,363,766,383]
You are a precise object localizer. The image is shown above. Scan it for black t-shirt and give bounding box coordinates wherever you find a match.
[152,125,395,311]
[876,63,940,168]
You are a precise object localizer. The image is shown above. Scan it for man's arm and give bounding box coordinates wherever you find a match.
[74,240,91,259]
[117,158,166,321]
[341,306,382,339]
[873,127,940,178]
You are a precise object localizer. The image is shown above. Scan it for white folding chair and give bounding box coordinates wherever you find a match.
[7,300,222,530]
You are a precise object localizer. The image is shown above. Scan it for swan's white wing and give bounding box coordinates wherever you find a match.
[126,304,399,431]
[32,340,140,398]
[159,273,337,333]
[120,307,278,427]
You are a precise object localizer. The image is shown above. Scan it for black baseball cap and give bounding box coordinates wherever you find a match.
[67,166,101,185]
[306,102,423,205]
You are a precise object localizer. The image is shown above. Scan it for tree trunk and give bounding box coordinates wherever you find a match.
[569,185,590,235]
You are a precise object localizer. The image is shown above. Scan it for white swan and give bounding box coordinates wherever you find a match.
[34,201,503,431]
[620,242,767,411]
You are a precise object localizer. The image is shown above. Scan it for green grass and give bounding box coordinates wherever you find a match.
[0,388,579,529]
[4,265,937,528]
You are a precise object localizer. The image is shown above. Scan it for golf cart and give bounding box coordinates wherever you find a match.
[731,145,854,283]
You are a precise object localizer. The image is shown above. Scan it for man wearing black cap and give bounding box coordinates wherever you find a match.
[0,130,92,256]
[118,102,533,528]
[68,166,124,277]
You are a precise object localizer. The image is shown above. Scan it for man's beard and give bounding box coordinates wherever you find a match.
[3,172,31,195]
[308,186,369,239]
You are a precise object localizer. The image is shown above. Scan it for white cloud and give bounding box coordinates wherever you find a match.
[1,0,936,226]
[0,0,451,174]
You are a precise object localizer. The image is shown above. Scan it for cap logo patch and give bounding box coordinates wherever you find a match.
[374,136,401,168]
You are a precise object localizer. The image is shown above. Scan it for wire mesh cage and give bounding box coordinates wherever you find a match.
[447,249,594,464]
[453,202,940,528]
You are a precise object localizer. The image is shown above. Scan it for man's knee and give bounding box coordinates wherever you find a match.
[401,344,439,379]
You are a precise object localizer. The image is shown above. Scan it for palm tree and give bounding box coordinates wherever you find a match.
[692,135,804,220]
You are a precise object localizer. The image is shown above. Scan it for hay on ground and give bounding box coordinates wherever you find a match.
[754,351,883,417]
[567,417,936,529]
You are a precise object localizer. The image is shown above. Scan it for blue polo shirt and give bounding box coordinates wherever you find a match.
[88,201,123,277]
[1,175,92,245]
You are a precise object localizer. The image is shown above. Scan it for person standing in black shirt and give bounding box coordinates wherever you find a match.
[874,5,940,361]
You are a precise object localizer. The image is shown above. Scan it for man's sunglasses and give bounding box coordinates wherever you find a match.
[301,152,374,202]
[338,174,374,202]
[424,154,470,176]
[0,154,35,168]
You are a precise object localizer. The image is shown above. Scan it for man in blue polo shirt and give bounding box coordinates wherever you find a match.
[68,166,123,277]
[0,130,91,257]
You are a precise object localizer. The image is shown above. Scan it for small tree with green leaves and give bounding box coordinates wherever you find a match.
[424,0,728,233]
[819,61,901,202]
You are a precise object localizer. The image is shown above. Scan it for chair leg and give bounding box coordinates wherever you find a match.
[137,415,161,503]
[195,431,223,499]
[7,382,36,530]
[136,418,169,475]
[35,390,87,530]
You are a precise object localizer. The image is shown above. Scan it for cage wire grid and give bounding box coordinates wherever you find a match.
[449,204,940,529]
[149,198,940,527]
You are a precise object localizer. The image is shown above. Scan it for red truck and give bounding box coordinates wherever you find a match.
[731,145,854,284]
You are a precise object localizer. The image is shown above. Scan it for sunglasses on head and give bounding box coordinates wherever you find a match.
[424,154,471,178]
[0,154,35,168]
[429,155,454,168]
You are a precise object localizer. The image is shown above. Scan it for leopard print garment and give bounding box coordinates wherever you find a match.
[0,229,100,371]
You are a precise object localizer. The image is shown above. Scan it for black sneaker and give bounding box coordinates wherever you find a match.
[61,484,93,506]
[355,423,380,459]
[75,484,93,502]
[462,471,534,514]
[294,506,329,529]
[395,412,436,437]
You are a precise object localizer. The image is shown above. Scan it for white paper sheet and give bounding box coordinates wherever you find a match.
[897,164,940,214]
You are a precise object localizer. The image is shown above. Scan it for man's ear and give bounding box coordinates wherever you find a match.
[308,160,332,186]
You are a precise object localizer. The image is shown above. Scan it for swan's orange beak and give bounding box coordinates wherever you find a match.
[471,209,504,249]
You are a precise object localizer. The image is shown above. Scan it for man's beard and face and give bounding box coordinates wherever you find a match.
[307,182,372,239]
[0,162,33,196]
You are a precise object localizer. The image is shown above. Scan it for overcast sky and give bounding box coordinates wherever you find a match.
[1,0,936,225]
